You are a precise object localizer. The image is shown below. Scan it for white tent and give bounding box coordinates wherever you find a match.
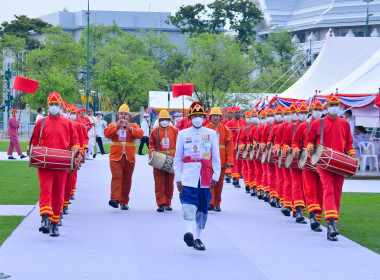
[148,91,194,112]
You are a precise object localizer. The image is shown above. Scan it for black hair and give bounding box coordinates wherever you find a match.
[37,107,44,113]
[355,125,367,134]
[345,109,352,117]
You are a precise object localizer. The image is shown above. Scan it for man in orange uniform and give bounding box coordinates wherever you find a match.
[267,106,284,207]
[282,103,309,224]
[306,94,356,241]
[252,109,267,199]
[223,107,234,183]
[247,110,260,195]
[207,106,234,211]
[104,103,144,210]
[292,100,324,232]
[29,92,79,237]
[226,107,246,188]
[149,109,178,212]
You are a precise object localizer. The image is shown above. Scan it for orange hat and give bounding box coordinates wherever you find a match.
[274,106,283,114]
[210,106,222,116]
[298,103,309,112]
[158,109,170,119]
[47,92,63,103]
[226,107,233,112]
[259,110,267,118]
[283,107,290,113]
[232,106,241,112]
[245,111,252,118]
[326,93,340,104]
[11,109,17,114]
[188,101,206,116]
[251,109,258,115]
[311,100,324,109]
[266,108,275,115]
[118,103,130,113]
[289,103,299,113]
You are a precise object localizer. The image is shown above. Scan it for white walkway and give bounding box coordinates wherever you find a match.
[0,156,379,280]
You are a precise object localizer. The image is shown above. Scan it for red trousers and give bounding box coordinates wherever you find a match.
[254,160,263,191]
[261,163,269,193]
[242,160,249,186]
[267,164,277,198]
[110,155,135,204]
[247,160,256,189]
[8,137,22,156]
[231,150,242,180]
[64,172,74,208]
[38,168,67,224]
[275,165,284,202]
[282,168,293,208]
[303,169,323,221]
[153,168,174,206]
[71,171,77,196]
[210,167,226,207]
[290,169,305,208]
[318,167,344,221]
[226,168,231,175]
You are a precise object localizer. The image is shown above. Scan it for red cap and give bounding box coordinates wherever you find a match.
[226,107,233,112]
[47,92,63,103]
[274,106,283,114]
[266,108,275,114]
[311,100,324,109]
[326,93,340,104]
[289,103,298,113]
[232,106,241,112]
[298,103,309,112]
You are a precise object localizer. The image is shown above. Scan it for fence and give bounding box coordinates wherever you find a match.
[0,121,35,139]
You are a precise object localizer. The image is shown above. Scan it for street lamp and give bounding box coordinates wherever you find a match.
[363,0,374,37]
[167,83,172,118]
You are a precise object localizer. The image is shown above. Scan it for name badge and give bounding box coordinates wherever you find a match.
[117,129,127,141]
[191,144,201,160]
[162,137,169,149]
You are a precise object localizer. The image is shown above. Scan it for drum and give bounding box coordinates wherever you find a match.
[249,145,256,161]
[261,149,268,164]
[148,151,174,173]
[278,149,286,168]
[236,146,245,160]
[29,146,77,171]
[298,148,316,172]
[267,143,280,165]
[242,145,251,159]
[255,145,264,161]
[285,152,299,169]
[310,145,359,178]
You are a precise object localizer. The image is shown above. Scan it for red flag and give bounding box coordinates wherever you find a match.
[172,83,194,98]
[13,76,39,94]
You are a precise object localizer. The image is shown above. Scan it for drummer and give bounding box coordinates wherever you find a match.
[247,110,260,195]
[306,94,355,241]
[206,106,234,211]
[223,107,234,183]
[149,109,178,212]
[240,111,253,193]
[104,103,144,210]
[29,92,80,237]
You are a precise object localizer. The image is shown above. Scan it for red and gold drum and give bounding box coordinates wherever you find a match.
[236,145,245,160]
[298,148,316,172]
[261,149,268,164]
[285,152,299,169]
[29,146,77,171]
[310,145,359,178]
[242,145,251,159]
[277,149,286,168]
[255,145,264,161]
[267,143,280,165]
[249,145,256,161]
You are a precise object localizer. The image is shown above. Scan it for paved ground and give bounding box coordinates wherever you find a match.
[0,155,379,280]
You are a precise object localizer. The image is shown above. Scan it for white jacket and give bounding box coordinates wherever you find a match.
[174,126,221,188]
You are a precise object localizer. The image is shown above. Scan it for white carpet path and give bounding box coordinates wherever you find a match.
[0,155,379,280]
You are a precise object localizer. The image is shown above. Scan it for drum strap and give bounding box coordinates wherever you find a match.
[156,126,160,150]
[307,120,310,133]
[320,118,325,146]
[38,117,46,146]
[247,126,251,144]
[292,123,296,137]
[269,123,273,135]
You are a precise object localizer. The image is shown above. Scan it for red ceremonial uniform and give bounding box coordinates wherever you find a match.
[177,118,192,131]
[222,118,234,175]
[238,124,257,189]
[252,123,265,192]
[275,121,290,204]
[306,115,354,221]
[31,116,80,223]
[266,121,282,199]
[226,118,246,180]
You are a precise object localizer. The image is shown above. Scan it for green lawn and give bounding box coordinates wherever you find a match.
[0,216,24,246]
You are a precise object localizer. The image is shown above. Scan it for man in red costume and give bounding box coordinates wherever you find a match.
[223,107,234,183]
[177,110,192,131]
[292,100,324,232]
[77,108,92,132]
[306,94,355,241]
[247,110,259,196]
[7,109,27,160]
[29,92,80,237]
[239,111,253,192]
[252,109,266,199]
[226,107,246,188]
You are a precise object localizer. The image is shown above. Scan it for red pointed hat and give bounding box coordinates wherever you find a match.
[221,109,226,114]
[226,107,233,112]
[298,103,309,112]
[251,109,258,115]
[326,93,340,104]
[311,100,324,109]
[188,101,206,116]
[259,109,267,118]
[289,103,299,112]
[47,92,63,103]
[274,106,283,114]
[283,107,290,113]
[266,108,275,114]
[71,105,77,113]
[11,109,17,114]
[232,106,241,112]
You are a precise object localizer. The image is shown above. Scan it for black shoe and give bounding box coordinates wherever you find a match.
[70,195,75,200]
[62,207,68,215]
[109,200,119,208]
[275,199,282,208]
[245,185,250,193]
[157,205,165,212]
[281,207,291,216]
[232,178,237,186]
[208,204,215,211]
[214,206,221,212]
[184,232,195,247]
[295,206,307,224]
[327,218,339,241]
[138,153,143,155]
[194,239,206,251]
[164,205,172,211]
[270,197,276,207]
[250,187,256,196]
[39,214,50,234]
[225,174,231,183]
[292,211,297,218]
[101,152,108,155]
[8,156,16,160]
[120,204,129,210]
[263,192,270,202]
[20,154,27,159]
[58,216,62,227]
[310,212,322,232]
[50,223,59,237]
[93,154,96,158]
[257,190,264,199]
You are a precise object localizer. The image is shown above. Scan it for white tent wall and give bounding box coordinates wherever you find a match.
[148,91,194,110]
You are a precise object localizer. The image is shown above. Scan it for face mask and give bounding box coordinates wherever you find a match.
[49,105,60,115]
[160,120,169,128]
[312,111,322,119]
[284,115,291,122]
[246,118,251,124]
[298,113,308,121]
[70,114,77,121]
[291,113,298,121]
[260,119,267,125]
[42,111,45,115]
[251,117,259,124]
[275,115,283,122]
[328,106,340,115]
[192,117,203,128]
[266,116,274,124]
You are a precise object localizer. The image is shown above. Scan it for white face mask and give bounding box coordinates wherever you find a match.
[49,105,61,115]
[284,115,291,122]
[328,106,340,116]
[192,117,203,128]
[246,118,251,124]
[298,113,308,121]
[251,117,259,124]
[275,115,283,122]
[312,111,322,119]
[70,114,77,121]
[260,118,267,125]
[291,113,299,121]
[41,111,45,115]
[266,116,274,124]
[160,120,169,128]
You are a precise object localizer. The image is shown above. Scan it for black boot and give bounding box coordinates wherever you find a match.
[208,204,215,211]
[39,214,50,234]
[281,207,291,217]
[58,216,62,227]
[270,197,276,207]
[245,185,250,193]
[20,154,27,159]
[225,174,231,183]
[50,223,59,237]
[164,205,172,211]
[120,204,129,210]
[295,206,307,224]
[250,187,256,196]
[263,192,270,202]
[257,190,264,199]
[184,232,195,247]
[62,207,68,215]
[8,156,16,160]
[310,212,322,232]
[70,194,75,200]
[194,239,206,251]
[275,198,282,208]
[157,205,165,212]
[327,218,339,241]
[109,200,119,208]
[214,206,221,212]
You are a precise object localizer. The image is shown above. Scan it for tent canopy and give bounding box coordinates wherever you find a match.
[148,91,194,112]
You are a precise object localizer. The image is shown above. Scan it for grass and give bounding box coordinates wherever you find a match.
[0,216,24,246]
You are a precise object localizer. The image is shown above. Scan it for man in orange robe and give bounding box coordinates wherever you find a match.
[149,109,178,212]
[29,92,80,237]
[104,103,144,210]
[206,106,233,211]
